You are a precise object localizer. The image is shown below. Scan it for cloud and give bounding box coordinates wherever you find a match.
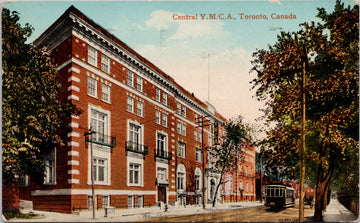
[146,10,174,31]
[145,10,231,41]
[140,9,265,124]
[169,20,226,40]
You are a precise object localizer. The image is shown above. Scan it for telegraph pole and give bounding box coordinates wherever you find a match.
[201,116,206,209]
[260,155,263,203]
[299,45,307,222]
[85,129,96,219]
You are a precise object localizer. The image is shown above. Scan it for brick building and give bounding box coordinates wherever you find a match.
[222,142,256,202]
[16,6,231,213]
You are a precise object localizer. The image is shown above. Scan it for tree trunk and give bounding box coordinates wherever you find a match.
[314,133,334,222]
[212,145,234,207]
[212,173,224,207]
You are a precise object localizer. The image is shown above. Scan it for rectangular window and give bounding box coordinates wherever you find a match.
[182,105,186,117]
[194,131,198,141]
[129,123,142,151]
[127,70,134,87]
[101,54,110,73]
[138,195,144,208]
[101,83,111,103]
[136,76,143,92]
[155,110,161,125]
[93,157,107,183]
[90,109,108,143]
[196,148,202,162]
[177,121,186,136]
[182,122,186,136]
[44,148,56,184]
[177,103,181,114]
[127,96,134,112]
[102,195,110,208]
[128,195,134,208]
[178,141,186,158]
[129,163,141,185]
[162,92,167,106]
[88,46,97,66]
[208,134,212,147]
[162,113,168,127]
[87,76,97,97]
[157,132,167,156]
[137,101,144,117]
[157,167,167,183]
[156,88,161,102]
[88,196,94,210]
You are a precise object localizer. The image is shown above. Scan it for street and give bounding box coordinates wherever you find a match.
[140,202,314,222]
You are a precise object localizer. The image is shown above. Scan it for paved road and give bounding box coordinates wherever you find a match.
[141,202,314,222]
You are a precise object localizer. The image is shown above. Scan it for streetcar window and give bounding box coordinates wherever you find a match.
[280,188,283,197]
[275,188,279,196]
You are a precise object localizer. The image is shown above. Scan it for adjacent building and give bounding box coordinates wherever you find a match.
[222,142,256,202]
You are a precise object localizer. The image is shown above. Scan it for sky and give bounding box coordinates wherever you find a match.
[3,0,357,135]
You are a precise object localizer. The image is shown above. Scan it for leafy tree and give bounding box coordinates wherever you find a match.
[2,8,81,183]
[251,1,358,221]
[210,116,251,207]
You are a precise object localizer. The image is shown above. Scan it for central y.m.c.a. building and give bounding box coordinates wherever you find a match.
[18,5,255,213]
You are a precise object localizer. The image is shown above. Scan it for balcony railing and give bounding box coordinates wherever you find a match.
[155,149,172,160]
[126,141,148,155]
[85,131,116,147]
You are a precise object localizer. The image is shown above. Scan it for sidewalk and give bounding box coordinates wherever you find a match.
[322,199,358,222]
[6,201,264,222]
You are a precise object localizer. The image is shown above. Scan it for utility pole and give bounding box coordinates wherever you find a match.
[260,155,263,203]
[299,45,307,222]
[196,115,211,209]
[85,129,96,219]
[201,116,206,209]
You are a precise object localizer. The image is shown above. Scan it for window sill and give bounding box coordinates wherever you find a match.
[88,94,98,99]
[101,99,111,104]
[127,184,144,187]
[43,182,57,186]
[87,182,111,186]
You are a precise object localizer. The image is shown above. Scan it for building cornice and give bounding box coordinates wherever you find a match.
[36,6,226,125]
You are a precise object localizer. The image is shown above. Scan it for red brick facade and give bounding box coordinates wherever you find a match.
[222,143,256,202]
[14,6,257,213]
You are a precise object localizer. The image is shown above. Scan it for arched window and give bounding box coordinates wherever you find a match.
[195,167,202,191]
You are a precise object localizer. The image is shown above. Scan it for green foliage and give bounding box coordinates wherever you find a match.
[3,208,40,220]
[213,116,250,173]
[210,116,251,206]
[2,8,81,183]
[251,0,358,218]
[251,0,358,180]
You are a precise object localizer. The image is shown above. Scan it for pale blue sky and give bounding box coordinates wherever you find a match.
[3,1,357,131]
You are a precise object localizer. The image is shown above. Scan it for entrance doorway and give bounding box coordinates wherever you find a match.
[158,185,167,203]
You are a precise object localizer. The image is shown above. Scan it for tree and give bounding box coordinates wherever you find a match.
[210,116,251,207]
[251,1,358,221]
[2,8,81,183]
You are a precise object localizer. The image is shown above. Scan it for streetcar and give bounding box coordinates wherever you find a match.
[264,184,295,209]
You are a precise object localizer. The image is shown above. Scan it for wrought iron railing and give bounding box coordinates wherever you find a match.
[155,149,172,160]
[126,141,148,155]
[85,131,116,147]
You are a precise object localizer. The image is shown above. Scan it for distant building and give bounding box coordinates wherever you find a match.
[222,142,256,202]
